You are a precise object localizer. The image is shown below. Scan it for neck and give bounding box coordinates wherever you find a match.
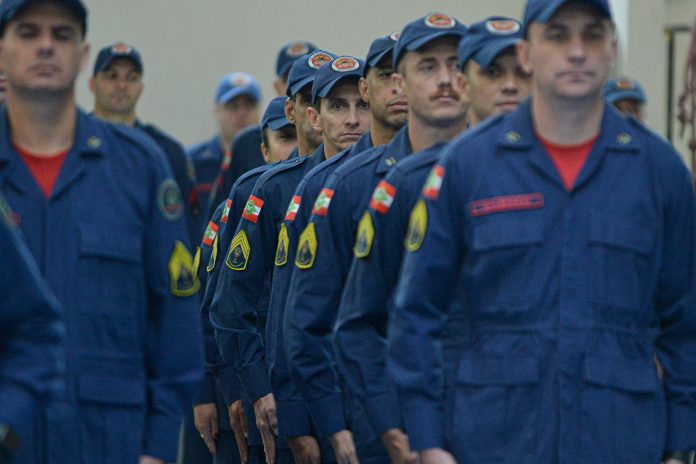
[219,134,234,153]
[370,117,400,147]
[408,113,468,153]
[7,91,77,156]
[93,107,136,127]
[322,141,339,159]
[296,134,317,158]
[532,92,604,145]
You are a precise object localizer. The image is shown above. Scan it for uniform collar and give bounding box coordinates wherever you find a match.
[351,131,374,155]
[375,124,412,174]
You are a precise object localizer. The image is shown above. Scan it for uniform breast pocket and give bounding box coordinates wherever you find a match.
[451,357,540,463]
[588,212,656,312]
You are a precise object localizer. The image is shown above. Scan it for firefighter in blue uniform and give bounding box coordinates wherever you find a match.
[604,76,646,120]
[0,194,63,464]
[0,1,203,463]
[196,97,298,464]
[267,34,406,464]
[210,53,372,464]
[284,14,467,464]
[333,17,530,464]
[388,2,696,464]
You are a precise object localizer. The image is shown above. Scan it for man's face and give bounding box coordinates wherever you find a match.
[363,62,408,131]
[90,58,143,116]
[613,98,644,121]
[312,81,371,155]
[517,3,617,102]
[464,49,531,126]
[215,94,260,141]
[396,37,468,128]
[261,125,297,163]
[292,86,322,150]
[0,1,88,99]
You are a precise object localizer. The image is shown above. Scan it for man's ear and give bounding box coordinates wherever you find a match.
[308,105,321,132]
[285,97,295,124]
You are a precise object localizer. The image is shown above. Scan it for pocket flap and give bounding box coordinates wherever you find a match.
[584,356,659,393]
[78,373,146,406]
[589,213,654,255]
[457,357,539,385]
[79,222,143,262]
[473,219,543,252]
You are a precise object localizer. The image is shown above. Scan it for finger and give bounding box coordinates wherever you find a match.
[232,424,249,464]
[269,409,279,436]
[307,448,321,464]
[203,433,217,454]
[240,409,249,438]
[260,427,276,464]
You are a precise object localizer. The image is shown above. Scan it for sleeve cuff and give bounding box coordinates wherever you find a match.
[240,363,272,403]
[362,392,402,437]
[192,371,216,405]
[666,405,696,450]
[142,413,181,461]
[216,367,241,406]
[277,399,314,437]
[401,403,445,452]
[308,394,346,437]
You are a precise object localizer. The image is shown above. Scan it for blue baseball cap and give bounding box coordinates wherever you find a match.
[364,32,400,76]
[93,42,143,76]
[604,77,646,104]
[311,56,365,105]
[0,0,87,36]
[393,13,467,69]
[458,17,523,68]
[215,72,262,105]
[285,50,337,98]
[276,41,318,78]
[523,0,612,35]
[261,97,292,132]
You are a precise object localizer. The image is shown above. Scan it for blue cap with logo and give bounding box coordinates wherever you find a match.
[523,0,612,34]
[364,32,400,76]
[312,56,365,105]
[0,0,87,36]
[93,42,143,76]
[285,50,338,98]
[458,17,523,68]
[276,41,319,78]
[604,77,646,104]
[393,13,467,69]
[261,97,292,132]
[215,72,262,105]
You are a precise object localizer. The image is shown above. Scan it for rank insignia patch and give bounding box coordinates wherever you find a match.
[422,165,445,200]
[192,246,202,276]
[221,199,232,223]
[295,222,317,269]
[169,241,200,297]
[369,180,396,215]
[202,221,219,247]
[285,195,301,221]
[275,224,290,267]
[405,200,428,252]
[242,195,264,223]
[207,234,219,273]
[354,212,374,259]
[226,230,251,271]
[312,188,334,216]
[158,179,184,221]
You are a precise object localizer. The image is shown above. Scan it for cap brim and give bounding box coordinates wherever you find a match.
[406,31,465,54]
[287,75,314,97]
[365,49,392,76]
[606,90,645,104]
[267,117,291,131]
[314,73,361,104]
[536,0,611,23]
[473,38,520,67]
[218,86,261,104]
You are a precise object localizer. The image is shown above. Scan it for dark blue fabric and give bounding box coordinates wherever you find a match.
[188,135,224,225]
[388,100,696,462]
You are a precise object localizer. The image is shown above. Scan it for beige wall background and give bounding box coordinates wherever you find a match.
[75,0,696,166]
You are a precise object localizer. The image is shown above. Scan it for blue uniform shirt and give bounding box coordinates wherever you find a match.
[388,100,696,462]
[269,133,373,438]
[333,142,445,437]
[0,109,203,463]
[0,196,63,464]
[188,135,224,223]
[285,126,412,438]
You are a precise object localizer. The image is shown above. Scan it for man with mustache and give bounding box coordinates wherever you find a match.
[388,1,696,464]
[284,14,467,464]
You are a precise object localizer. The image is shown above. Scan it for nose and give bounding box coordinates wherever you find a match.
[500,71,520,95]
[37,31,55,58]
[566,33,587,64]
[344,105,360,128]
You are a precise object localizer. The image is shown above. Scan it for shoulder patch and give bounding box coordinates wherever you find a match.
[354,212,374,259]
[369,180,396,215]
[275,223,290,267]
[295,222,317,269]
[422,165,445,200]
[169,241,200,297]
[202,221,219,247]
[221,199,232,223]
[312,188,334,216]
[158,179,184,221]
[207,234,219,272]
[285,195,301,221]
[405,199,428,252]
[242,195,264,223]
[226,230,251,271]
[192,246,202,276]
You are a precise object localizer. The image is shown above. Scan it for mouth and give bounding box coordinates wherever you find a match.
[495,101,520,111]
[338,132,363,141]
[558,71,594,81]
[432,93,459,104]
[30,63,60,76]
[387,101,408,112]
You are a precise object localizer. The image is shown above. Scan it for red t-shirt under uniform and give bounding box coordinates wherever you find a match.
[537,133,598,191]
[15,143,69,199]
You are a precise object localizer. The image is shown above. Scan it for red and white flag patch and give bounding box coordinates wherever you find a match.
[242,195,264,223]
[221,199,232,223]
[422,165,445,200]
[312,188,334,216]
[285,196,301,221]
[202,221,219,247]
[369,180,397,215]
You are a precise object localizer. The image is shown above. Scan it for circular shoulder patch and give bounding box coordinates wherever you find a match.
[424,13,456,29]
[614,78,636,90]
[331,56,360,72]
[485,19,520,35]
[308,52,334,69]
[158,179,184,221]
[390,31,401,41]
[287,42,310,57]
[111,42,132,54]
